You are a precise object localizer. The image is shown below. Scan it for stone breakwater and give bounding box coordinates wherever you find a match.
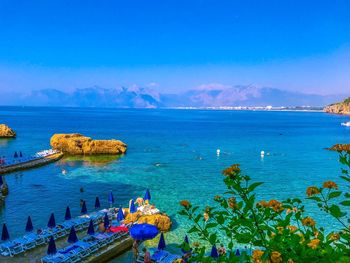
[50,134,127,155]
[324,98,350,115]
[0,124,16,138]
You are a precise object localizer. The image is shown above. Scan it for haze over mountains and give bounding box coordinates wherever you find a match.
[0,85,344,108]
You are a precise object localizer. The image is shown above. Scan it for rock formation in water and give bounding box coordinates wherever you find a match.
[124,210,172,232]
[324,98,350,115]
[50,133,127,155]
[0,124,16,138]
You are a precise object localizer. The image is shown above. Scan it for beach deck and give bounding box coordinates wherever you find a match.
[0,151,63,175]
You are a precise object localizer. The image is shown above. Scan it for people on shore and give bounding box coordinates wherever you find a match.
[132,240,139,263]
[143,247,151,263]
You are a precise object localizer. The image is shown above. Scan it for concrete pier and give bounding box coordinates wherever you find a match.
[0,152,64,175]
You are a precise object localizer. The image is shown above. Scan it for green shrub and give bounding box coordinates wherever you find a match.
[178,146,350,262]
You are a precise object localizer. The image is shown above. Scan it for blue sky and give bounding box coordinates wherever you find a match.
[0,0,349,94]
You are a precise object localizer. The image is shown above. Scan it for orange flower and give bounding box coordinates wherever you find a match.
[307,238,320,249]
[271,251,282,263]
[287,225,298,233]
[256,200,269,208]
[306,186,320,197]
[329,232,340,241]
[180,200,191,208]
[222,164,241,178]
[328,144,350,152]
[287,259,295,263]
[302,217,316,227]
[268,200,284,212]
[323,181,338,189]
[228,196,239,209]
[214,195,222,201]
[252,250,264,263]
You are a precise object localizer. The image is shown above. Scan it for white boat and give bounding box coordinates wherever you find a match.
[341,121,350,127]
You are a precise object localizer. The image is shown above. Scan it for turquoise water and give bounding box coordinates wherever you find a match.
[1,107,350,261]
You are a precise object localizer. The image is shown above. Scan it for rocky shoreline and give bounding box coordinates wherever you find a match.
[324,97,350,115]
[0,124,16,138]
[50,133,127,155]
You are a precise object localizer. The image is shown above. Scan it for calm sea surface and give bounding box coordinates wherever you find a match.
[1,107,350,262]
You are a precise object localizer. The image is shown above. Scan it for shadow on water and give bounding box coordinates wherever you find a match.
[57,154,124,168]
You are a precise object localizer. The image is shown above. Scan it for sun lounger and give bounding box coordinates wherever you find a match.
[41,253,73,263]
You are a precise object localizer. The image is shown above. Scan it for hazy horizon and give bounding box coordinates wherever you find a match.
[0,1,350,96]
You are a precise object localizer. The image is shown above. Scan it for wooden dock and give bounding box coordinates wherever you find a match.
[0,152,64,175]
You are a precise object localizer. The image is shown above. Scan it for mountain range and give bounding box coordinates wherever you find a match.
[0,85,345,108]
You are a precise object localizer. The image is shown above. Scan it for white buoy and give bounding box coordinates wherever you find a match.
[260,150,265,157]
[216,149,221,156]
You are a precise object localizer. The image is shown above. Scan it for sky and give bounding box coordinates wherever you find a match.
[0,0,349,95]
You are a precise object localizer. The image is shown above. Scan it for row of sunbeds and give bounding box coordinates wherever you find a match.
[41,230,129,263]
[0,208,116,257]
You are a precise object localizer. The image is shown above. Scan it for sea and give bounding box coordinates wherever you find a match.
[0,106,349,262]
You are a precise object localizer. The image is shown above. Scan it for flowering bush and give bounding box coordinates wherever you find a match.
[178,146,350,262]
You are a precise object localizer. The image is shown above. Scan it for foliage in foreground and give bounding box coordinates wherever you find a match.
[179,145,350,262]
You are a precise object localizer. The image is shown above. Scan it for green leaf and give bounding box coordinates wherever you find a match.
[248,182,264,192]
[340,200,350,206]
[188,226,198,233]
[329,204,346,218]
[205,223,217,229]
[329,191,342,199]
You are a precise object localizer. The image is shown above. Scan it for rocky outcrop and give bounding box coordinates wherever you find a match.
[50,134,127,155]
[124,210,172,232]
[324,98,350,115]
[0,124,16,138]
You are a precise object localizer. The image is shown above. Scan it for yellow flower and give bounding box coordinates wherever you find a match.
[276,226,284,234]
[287,225,298,233]
[306,186,320,197]
[203,212,209,221]
[192,242,200,248]
[302,217,316,227]
[180,200,191,208]
[297,233,305,243]
[323,181,338,189]
[307,238,320,249]
[271,251,282,263]
[287,259,295,263]
[329,232,340,241]
[252,250,264,263]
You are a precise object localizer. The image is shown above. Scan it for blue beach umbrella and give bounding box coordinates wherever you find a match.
[19,151,23,158]
[1,223,10,241]
[144,189,151,201]
[95,196,101,209]
[210,245,218,259]
[158,233,166,250]
[130,223,159,241]
[65,206,72,221]
[81,201,87,215]
[67,226,78,243]
[181,235,191,253]
[117,207,125,221]
[47,213,56,228]
[47,236,57,255]
[235,249,241,256]
[103,213,110,229]
[14,152,18,158]
[129,200,137,213]
[108,191,114,206]
[25,216,34,232]
[87,219,95,235]
[0,176,3,186]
